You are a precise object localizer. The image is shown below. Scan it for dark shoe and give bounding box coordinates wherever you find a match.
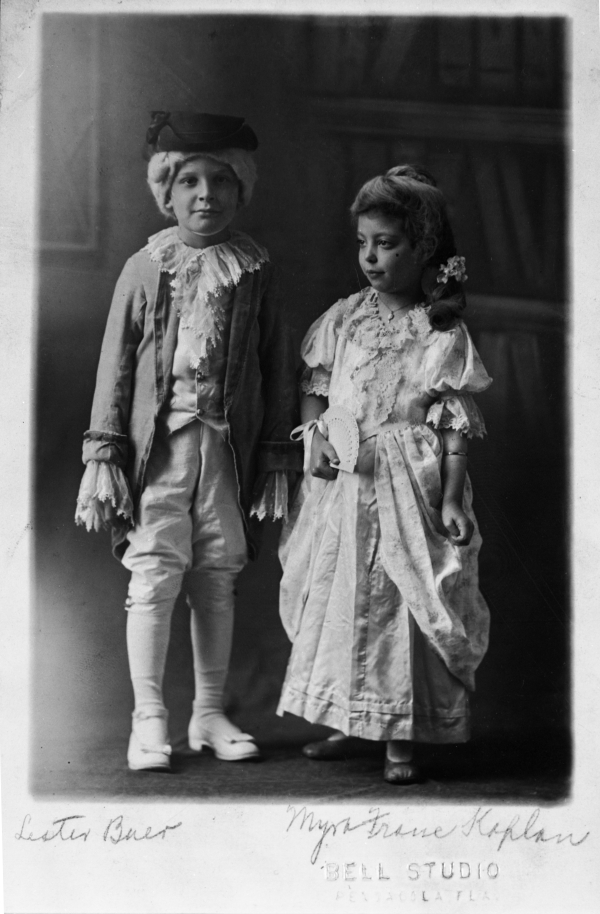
[383,758,422,784]
[302,737,364,760]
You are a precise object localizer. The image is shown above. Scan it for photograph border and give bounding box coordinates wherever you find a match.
[1,0,598,911]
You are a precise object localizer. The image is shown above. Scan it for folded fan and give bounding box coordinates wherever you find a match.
[322,405,359,473]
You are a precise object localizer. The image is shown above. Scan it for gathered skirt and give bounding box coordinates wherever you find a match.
[277,425,490,743]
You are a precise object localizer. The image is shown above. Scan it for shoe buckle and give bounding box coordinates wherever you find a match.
[140,743,172,756]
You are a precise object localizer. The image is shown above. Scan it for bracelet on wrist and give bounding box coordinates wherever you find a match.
[444,451,468,458]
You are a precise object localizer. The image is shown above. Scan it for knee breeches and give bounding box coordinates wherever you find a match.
[122,419,248,610]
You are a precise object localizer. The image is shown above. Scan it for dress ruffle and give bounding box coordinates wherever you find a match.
[426,394,487,439]
[299,364,332,398]
[75,460,134,532]
[250,471,289,521]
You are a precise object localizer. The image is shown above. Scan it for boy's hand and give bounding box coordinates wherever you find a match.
[310,429,339,480]
[442,500,474,546]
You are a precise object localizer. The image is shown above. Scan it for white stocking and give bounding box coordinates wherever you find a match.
[187,569,236,727]
[126,600,174,718]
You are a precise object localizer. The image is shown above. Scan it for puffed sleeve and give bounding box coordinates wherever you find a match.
[424,322,492,438]
[299,300,345,397]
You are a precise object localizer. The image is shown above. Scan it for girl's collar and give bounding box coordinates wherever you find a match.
[365,287,426,320]
[362,287,432,339]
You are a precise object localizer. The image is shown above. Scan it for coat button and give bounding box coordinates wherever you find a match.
[196,408,205,416]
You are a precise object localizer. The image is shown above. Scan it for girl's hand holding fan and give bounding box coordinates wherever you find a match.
[310,430,340,479]
[321,405,360,473]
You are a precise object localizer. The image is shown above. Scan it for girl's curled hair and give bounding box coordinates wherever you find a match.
[350,164,465,331]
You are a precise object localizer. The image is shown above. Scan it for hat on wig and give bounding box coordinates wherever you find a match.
[146,111,259,216]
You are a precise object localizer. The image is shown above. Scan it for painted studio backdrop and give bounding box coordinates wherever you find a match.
[34,14,568,796]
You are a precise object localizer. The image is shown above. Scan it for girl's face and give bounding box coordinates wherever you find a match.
[170,157,240,248]
[357,212,424,304]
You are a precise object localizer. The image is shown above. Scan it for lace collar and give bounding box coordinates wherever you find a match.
[146,226,269,304]
[144,227,269,370]
[364,287,431,335]
[341,288,432,351]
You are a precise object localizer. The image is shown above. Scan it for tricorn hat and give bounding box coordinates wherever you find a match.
[146,111,258,156]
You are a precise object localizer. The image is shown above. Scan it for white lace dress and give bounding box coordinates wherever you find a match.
[277,288,492,742]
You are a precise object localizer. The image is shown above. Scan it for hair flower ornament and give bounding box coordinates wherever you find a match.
[437,255,467,284]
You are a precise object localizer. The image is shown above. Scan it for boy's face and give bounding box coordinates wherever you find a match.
[357,211,423,304]
[170,157,240,248]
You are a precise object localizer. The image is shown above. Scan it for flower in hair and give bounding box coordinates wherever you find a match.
[437,255,467,284]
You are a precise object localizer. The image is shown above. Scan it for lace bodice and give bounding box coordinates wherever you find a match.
[300,288,491,439]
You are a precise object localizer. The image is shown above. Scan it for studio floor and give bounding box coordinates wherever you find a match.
[32,469,571,808]
[32,720,570,804]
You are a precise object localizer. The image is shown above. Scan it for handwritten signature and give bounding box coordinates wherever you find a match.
[15,814,182,844]
[285,805,590,864]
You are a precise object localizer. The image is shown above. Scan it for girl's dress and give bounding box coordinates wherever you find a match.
[278,288,492,743]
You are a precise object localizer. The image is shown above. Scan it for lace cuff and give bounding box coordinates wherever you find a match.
[250,471,289,521]
[299,365,331,398]
[75,460,134,532]
[426,394,487,439]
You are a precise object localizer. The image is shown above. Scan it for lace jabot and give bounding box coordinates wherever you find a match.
[145,227,269,369]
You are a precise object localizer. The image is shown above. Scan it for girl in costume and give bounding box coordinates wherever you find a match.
[76,111,300,771]
[277,165,491,784]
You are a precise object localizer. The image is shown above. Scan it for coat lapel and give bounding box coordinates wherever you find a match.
[224,269,262,407]
[146,265,179,409]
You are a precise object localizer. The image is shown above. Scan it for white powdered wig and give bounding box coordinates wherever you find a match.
[147,148,258,218]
